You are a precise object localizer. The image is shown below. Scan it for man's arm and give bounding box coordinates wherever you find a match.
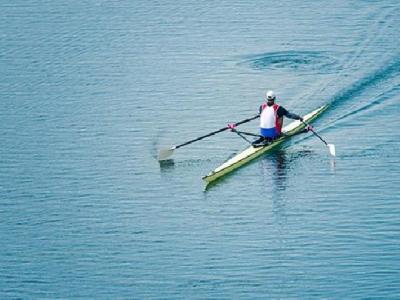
[285,111,303,121]
[278,107,303,121]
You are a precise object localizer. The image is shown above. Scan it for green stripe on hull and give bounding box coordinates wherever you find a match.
[202,105,328,186]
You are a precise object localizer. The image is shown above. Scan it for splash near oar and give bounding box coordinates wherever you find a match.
[158,114,260,161]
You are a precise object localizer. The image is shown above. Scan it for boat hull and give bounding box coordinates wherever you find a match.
[202,105,328,185]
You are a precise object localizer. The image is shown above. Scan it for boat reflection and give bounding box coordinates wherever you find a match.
[259,149,313,191]
[259,149,313,225]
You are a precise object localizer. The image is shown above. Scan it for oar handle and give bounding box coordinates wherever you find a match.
[301,120,328,146]
[175,114,260,149]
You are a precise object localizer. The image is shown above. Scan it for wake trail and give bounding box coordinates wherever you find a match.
[295,54,400,139]
[330,55,400,110]
[305,5,400,107]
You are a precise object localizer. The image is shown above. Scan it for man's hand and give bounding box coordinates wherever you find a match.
[227,123,237,131]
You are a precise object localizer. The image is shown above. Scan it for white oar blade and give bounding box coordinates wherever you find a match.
[158,147,175,161]
[328,144,336,156]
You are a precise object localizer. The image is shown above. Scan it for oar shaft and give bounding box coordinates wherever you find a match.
[302,121,328,146]
[309,128,328,146]
[233,130,263,138]
[231,129,253,145]
[175,114,259,149]
[301,120,336,157]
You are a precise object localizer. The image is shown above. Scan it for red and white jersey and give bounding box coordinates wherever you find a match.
[260,103,282,132]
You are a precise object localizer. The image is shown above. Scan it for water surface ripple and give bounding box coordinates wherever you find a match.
[1,0,400,299]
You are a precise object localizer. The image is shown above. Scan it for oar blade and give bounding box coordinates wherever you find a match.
[158,147,175,161]
[328,144,336,156]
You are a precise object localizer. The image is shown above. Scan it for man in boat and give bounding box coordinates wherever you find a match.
[252,90,304,146]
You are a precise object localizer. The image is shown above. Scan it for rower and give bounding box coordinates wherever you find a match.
[252,90,304,146]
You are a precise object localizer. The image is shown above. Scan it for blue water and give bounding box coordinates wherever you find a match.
[1,1,400,299]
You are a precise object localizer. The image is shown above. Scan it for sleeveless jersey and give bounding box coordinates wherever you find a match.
[259,103,283,138]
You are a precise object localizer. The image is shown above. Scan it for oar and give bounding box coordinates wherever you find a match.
[158,114,260,160]
[302,121,336,156]
[230,128,254,145]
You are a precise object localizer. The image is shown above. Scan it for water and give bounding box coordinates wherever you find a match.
[1,1,400,298]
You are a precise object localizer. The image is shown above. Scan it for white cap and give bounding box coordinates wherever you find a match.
[266,90,276,100]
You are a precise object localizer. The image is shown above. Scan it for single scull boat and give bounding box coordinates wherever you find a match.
[202,105,328,186]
